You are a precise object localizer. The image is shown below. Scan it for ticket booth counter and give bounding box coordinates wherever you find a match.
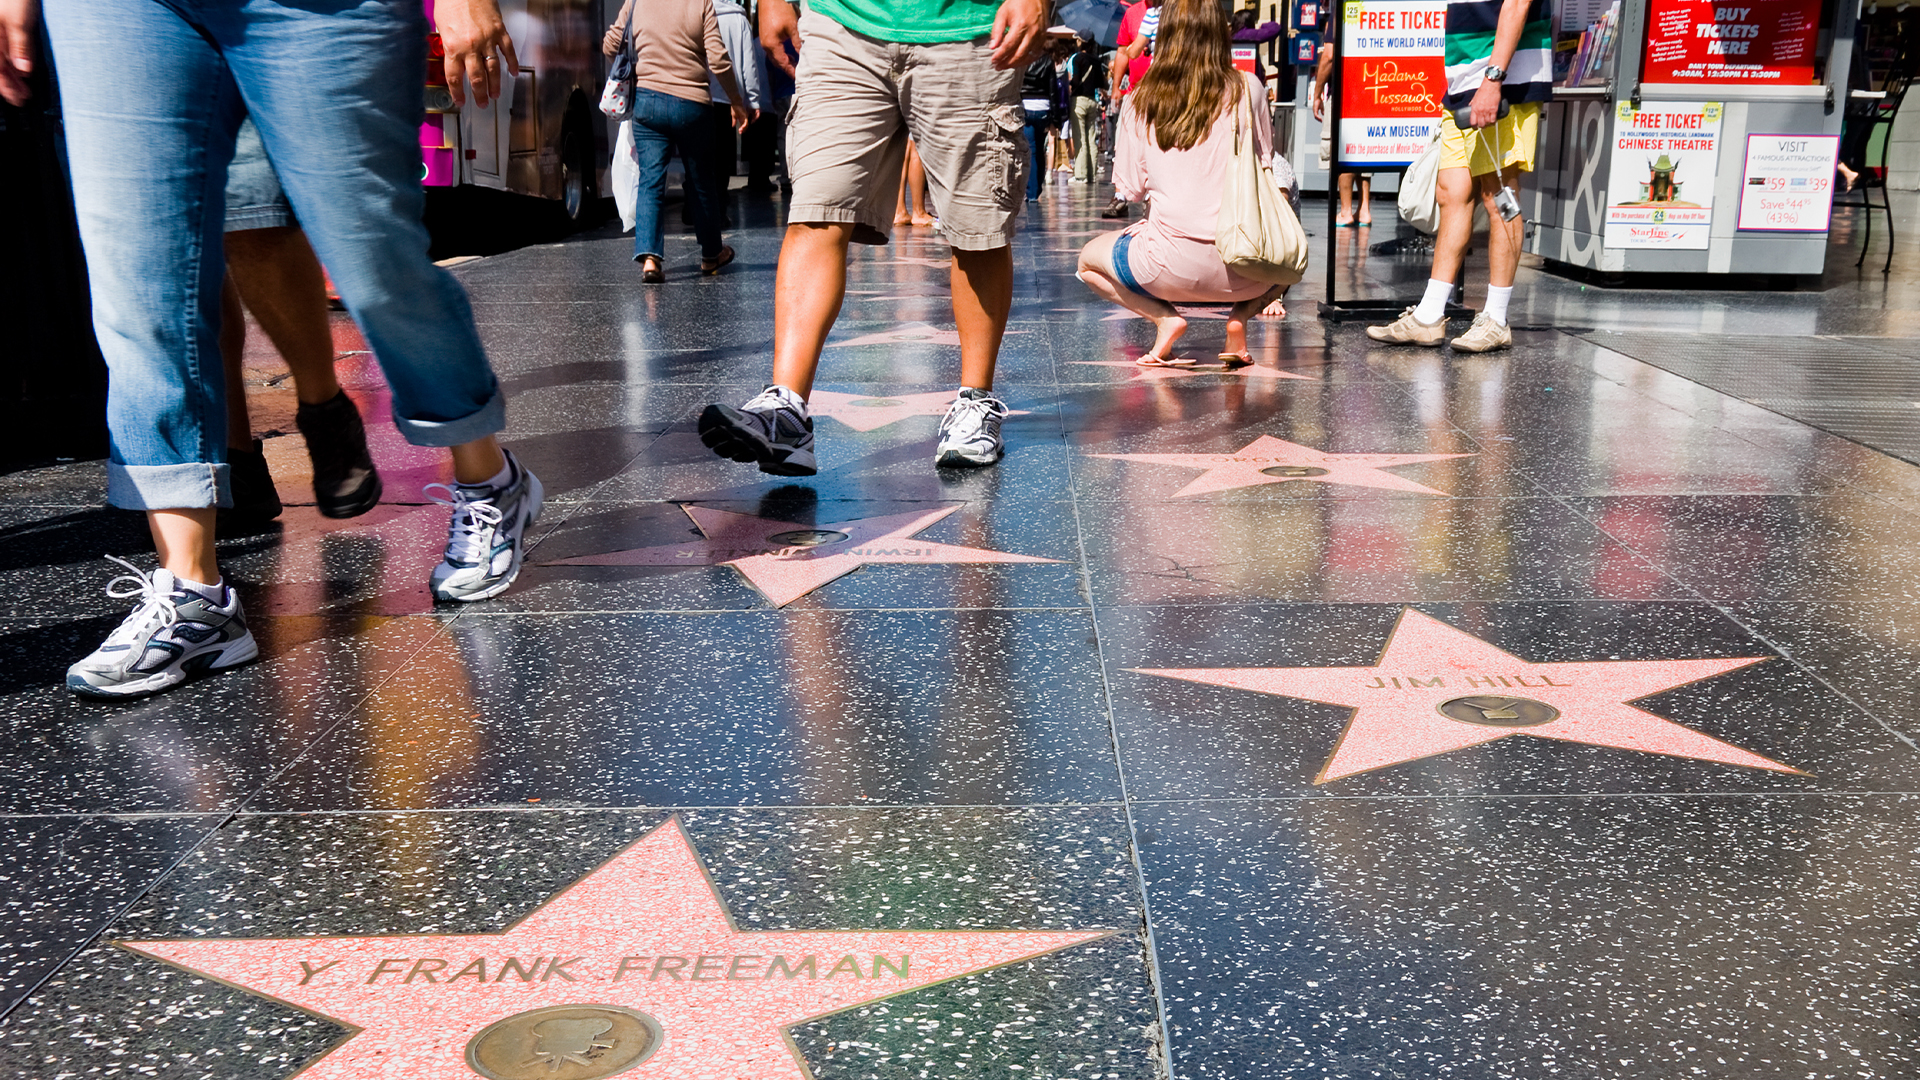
[1526,0,1857,274]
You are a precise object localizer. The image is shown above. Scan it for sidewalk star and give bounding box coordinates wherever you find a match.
[807,390,1032,432]
[1088,435,1473,496]
[1134,608,1802,782]
[120,819,1112,1080]
[1067,360,1314,383]
[543,504,1058,607]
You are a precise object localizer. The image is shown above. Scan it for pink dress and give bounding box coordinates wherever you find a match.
[1112,71,1275,304]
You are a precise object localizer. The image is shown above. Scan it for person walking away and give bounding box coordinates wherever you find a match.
[21,0,544,700]
[1366,0,1551,352]
[604,0,752,283]
[1068,37,1105,183]
[744,12,798,195]
[681,0,766,232]
[1312,40,1371,225]
[1075,0,1289,367]
[1103,0,1164,217]
[220,117,381,526]
[1022,50,1056,201]
[697,0,1047,474]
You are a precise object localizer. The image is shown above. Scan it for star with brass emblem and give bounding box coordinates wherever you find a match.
[542,504,1057,607]
[806,390,1033,432]
[1087,435,1473,496]
[1134,608,1803,782]
[121,819,1111,1080]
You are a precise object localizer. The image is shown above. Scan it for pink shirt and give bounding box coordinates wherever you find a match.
[1111,72,1275,303]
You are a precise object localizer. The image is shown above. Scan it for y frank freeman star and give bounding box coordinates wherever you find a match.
[120,819,1113,1080]
[1088,435,1473,497]
[1134,608,1803,783]
[543,504,1057,607]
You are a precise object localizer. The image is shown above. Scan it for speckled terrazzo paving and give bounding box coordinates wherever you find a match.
[2,184,1919,1079]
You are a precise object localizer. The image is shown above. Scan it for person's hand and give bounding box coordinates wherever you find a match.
[760,0,800,79]
[731,102,751,133]
[0,0,37,107]
[1468,78,1502,129]
[602,23,624,58]
[437,0,519,109]
[1310,92,1324,122]
[988,0,1046,70]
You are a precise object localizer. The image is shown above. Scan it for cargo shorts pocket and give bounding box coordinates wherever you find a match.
[987,103,1026,206]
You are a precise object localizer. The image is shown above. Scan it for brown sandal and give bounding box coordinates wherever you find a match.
[700,245,735,276]
[640,257,665,284]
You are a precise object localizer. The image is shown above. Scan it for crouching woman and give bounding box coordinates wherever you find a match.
[1077,0,1286,366]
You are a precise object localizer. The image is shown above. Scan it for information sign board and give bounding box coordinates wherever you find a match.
[1337,0,1447,166]
[1603,101,1724,249]
[1642,0,1821,84]
[1736,133,1839,231]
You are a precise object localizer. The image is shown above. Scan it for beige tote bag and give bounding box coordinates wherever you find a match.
[1215,90,1309,287]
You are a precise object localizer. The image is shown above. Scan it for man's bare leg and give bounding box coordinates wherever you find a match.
[224,226,340,406]
[769,222,854,398]
[1482,166,1524,288]
[148,508,221,586]
[951,245,1011,390]
[1429,166,1475,285]
[220,276,254,451]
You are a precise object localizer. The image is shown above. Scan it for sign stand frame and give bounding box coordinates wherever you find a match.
[1316,0,1472,323]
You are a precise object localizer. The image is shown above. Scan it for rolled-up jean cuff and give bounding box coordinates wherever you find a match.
[107,462,230,510]
[391,385,507,447]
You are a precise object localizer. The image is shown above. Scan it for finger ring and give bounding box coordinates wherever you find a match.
[483,55,497,63]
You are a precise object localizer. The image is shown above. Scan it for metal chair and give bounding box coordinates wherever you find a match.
[1842,72,1908,274]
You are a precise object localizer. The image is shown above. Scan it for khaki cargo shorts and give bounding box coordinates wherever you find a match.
[785,10,1026,251]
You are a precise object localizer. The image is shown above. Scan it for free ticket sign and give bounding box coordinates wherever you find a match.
[1604,101,1723,249]
[1338,0,1447,167]
[1737,133,1839,231]
[1642,0,1822,85]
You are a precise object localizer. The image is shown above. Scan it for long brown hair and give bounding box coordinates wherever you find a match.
[1131,0,1243,152]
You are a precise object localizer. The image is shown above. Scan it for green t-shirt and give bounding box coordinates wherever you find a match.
[808,0,1001,43]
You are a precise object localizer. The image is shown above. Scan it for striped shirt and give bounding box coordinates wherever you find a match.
[1443,0,1554,108]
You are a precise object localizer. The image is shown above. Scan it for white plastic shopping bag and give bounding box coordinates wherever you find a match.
[613,119,637,233]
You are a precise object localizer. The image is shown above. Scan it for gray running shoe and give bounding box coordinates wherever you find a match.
[936,387,1009,467]
[427,448,544,602]
[698,385,817,476]
[67,556,259,700]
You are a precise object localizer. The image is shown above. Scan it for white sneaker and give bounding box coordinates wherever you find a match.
[427,449,544,602]
[935,388,1009,468]
[67,556,258,699]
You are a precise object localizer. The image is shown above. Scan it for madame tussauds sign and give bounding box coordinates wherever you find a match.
[1338,0,1447,166]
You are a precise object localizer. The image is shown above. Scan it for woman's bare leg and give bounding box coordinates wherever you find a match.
[1226,286,1288,355]
[1077,234,1186,358]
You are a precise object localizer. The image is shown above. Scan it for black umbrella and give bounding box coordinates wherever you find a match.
[1057,0,1128,48]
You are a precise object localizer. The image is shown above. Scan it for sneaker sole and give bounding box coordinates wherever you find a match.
[1450,339,1512,353]
[67,634,260,700]
[936,446,1003,468]
[317,472,384,520]
[699,404,818,476]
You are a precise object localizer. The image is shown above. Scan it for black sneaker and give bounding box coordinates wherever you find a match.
[295,390,381,519]
[224,438,282,524]
[698,385,817,476]
[67,557,259,699]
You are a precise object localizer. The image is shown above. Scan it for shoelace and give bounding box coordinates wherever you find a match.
[100,554,181,643]
[425,483,506,564]
[940,395,1007,439]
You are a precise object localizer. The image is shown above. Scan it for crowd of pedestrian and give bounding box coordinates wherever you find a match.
[0,0,1539,699]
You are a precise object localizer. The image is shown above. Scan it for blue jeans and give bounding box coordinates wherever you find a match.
[631,87,726,262]
[43,0,505,510]
[1025,110,1052,200]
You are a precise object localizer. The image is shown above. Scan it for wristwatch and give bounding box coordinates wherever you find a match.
[1484,64,1508,83]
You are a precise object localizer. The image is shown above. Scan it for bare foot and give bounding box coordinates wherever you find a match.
[1356,213,1372,226]
[910,214,936,227]
[1838,162,1859,192]
[1223,317,1249,358]
[1259,298,1287,318]
[1149,313,1189,359]
[893,214,912,226]
[1335,215,1355,227]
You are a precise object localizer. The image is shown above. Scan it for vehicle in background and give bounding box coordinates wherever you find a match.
[421,0,608,224]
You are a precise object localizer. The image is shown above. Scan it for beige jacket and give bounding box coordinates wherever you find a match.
[612,0,744,107]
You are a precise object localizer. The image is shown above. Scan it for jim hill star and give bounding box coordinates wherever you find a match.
[1088,435,1473,496]
[1135,608,1801,782]
[121,819,1111,1080]
[543,504,1056,607]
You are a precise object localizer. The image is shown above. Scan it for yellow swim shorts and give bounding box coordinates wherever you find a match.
[1438,101,1540,176]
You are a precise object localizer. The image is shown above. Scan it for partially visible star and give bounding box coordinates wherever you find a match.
[1135,608,1802,782]
[826,322,1028,349]
[544,504,1057,606]
[1088,435,1473,496]
[1067,360,1314,382]
[121,818,1112,1080]
[808,390,1033,432]
[1101,306,1229,321]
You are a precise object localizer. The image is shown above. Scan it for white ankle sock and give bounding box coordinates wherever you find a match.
[1411,279,1453,325]
[465,458,514,491]
[1484,285,1514,326]
[768,384,809,411]
[175,575,227,603]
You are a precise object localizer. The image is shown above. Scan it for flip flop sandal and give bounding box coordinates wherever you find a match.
[1134,353,1193,368]
[700,246,736,276]
[1215,351,1254,368]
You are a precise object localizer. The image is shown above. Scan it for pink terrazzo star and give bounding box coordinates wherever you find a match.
[1067,360,1314,383]
[543,504,1057,607]
[121,819,1111,1080]
[1087,435,1473,497]
[807,390,1032,432]
[1134,608,1802,783]
[826,323,1028,349]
